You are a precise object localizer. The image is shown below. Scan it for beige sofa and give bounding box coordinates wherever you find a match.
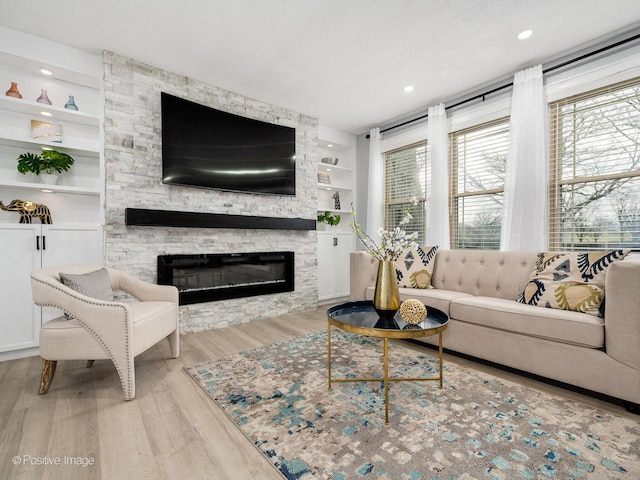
[350,249,640,410]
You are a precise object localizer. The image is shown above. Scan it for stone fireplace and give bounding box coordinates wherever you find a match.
[103,51,319,333]
[158,252,294,305]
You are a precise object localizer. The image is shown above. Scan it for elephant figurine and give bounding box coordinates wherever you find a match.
[0,199,52,224]
[332,191,341,211]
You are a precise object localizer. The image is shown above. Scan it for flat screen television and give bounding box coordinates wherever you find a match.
[161,92,296,196]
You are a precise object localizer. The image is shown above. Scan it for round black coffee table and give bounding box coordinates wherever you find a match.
[326,300,449,424]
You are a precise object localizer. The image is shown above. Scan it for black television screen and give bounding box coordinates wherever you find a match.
[161,92,296,195]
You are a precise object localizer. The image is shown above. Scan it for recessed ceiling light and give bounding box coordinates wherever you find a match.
[40,68,53,75]
[517,30,533,40]
[327,144,333,148]
[40,111,52,117]
[404,85,414,92]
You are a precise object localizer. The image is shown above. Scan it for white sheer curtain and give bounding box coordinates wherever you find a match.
[500,64,548,251]
[366,127,384,240]
[426,104,450,249]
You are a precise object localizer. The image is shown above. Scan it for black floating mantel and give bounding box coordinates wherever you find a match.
[125,208,316,231]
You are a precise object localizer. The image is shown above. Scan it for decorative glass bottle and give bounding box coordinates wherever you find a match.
[64,95,78,111]
[37,89,52,105]
[5,82,22,99]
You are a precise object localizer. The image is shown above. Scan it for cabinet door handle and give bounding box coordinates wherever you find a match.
[36,235,40,250]
[42,235,46,250]
[333,237,338,246]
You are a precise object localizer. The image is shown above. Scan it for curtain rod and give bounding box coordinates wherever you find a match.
[368,30,640,138]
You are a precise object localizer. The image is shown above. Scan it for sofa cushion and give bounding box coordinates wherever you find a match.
[366,284,472,316]
[450,296,605,348]
[517,250,629,316]
[431,250,538,300]
[59,267,114,302]
[395,246,438,288]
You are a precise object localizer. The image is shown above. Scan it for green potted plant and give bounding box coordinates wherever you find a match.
[17,150,75,185]
[317,211,341,230]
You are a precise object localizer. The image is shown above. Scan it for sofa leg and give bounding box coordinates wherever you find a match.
[38,359,57,395]
[86,360,94,368]
[626,402,640,415]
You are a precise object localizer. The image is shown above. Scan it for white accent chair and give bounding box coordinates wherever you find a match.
[31,265,180,400]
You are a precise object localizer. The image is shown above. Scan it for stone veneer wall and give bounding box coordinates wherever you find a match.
[102,51,318,333]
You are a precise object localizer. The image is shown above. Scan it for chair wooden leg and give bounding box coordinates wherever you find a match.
[38,359,57,395]
[86,360,95,368]
[168,330,180,359]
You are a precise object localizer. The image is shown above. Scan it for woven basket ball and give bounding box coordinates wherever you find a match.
[399,299,427,325]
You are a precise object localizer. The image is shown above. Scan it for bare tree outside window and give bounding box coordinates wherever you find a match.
[550,78,640,252]
[449,119,509,250]
[384,142,427,245]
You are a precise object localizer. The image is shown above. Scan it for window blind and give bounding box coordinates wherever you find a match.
[449,118,509,250]
[383,141,427,244]
[549,77,640,252]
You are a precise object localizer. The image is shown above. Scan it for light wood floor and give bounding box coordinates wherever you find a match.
[0,305,635,479]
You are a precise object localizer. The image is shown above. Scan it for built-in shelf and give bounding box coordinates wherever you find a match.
[125,208,317,230]
[316,208,352,214]
[0,135,99,157]
[0,179,100,196]
[318,163,352,173]
[0,96,100,127]
[0,50,101,90]
[316,183,353,192]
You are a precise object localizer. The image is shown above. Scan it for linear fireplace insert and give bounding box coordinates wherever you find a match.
[157,252,294,305]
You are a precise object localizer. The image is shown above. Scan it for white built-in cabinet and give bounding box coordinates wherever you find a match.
[317,231,353,301]
[0,28,104,359]
[316,126,356,302]
[0,224,103,358]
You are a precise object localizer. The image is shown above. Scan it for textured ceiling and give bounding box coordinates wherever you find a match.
[2,0,640,135]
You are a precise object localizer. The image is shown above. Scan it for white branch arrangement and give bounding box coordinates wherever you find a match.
[350,200,419,262]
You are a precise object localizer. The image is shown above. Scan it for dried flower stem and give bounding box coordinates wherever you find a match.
[350,200,419,261]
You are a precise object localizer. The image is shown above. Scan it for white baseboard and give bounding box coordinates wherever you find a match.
[0,347,39,362]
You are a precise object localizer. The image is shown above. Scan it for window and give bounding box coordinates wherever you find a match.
[449,118,509,250]
[549,78,640,252]
[384,141,427,244]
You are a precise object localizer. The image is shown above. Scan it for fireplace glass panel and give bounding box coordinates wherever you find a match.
[157,252,294,305]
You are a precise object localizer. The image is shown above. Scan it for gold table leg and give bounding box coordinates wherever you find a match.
[326,321,446,425]
[327,321,332,391]
[383,337,389,425]
[438,331,444,388]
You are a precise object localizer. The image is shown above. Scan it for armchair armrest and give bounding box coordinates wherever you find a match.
[31,267,130,321]
[106,268,178,303]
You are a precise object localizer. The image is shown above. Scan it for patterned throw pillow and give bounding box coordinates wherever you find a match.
[59,268,114,302]
[395,246,438,289]
[517,250,629,316]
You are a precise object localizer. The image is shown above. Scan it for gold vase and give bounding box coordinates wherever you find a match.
[373,260,400,320]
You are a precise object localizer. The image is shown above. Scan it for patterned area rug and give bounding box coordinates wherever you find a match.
[184,330,640,480]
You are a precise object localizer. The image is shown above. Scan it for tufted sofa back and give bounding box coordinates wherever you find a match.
[431,249,537,300]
